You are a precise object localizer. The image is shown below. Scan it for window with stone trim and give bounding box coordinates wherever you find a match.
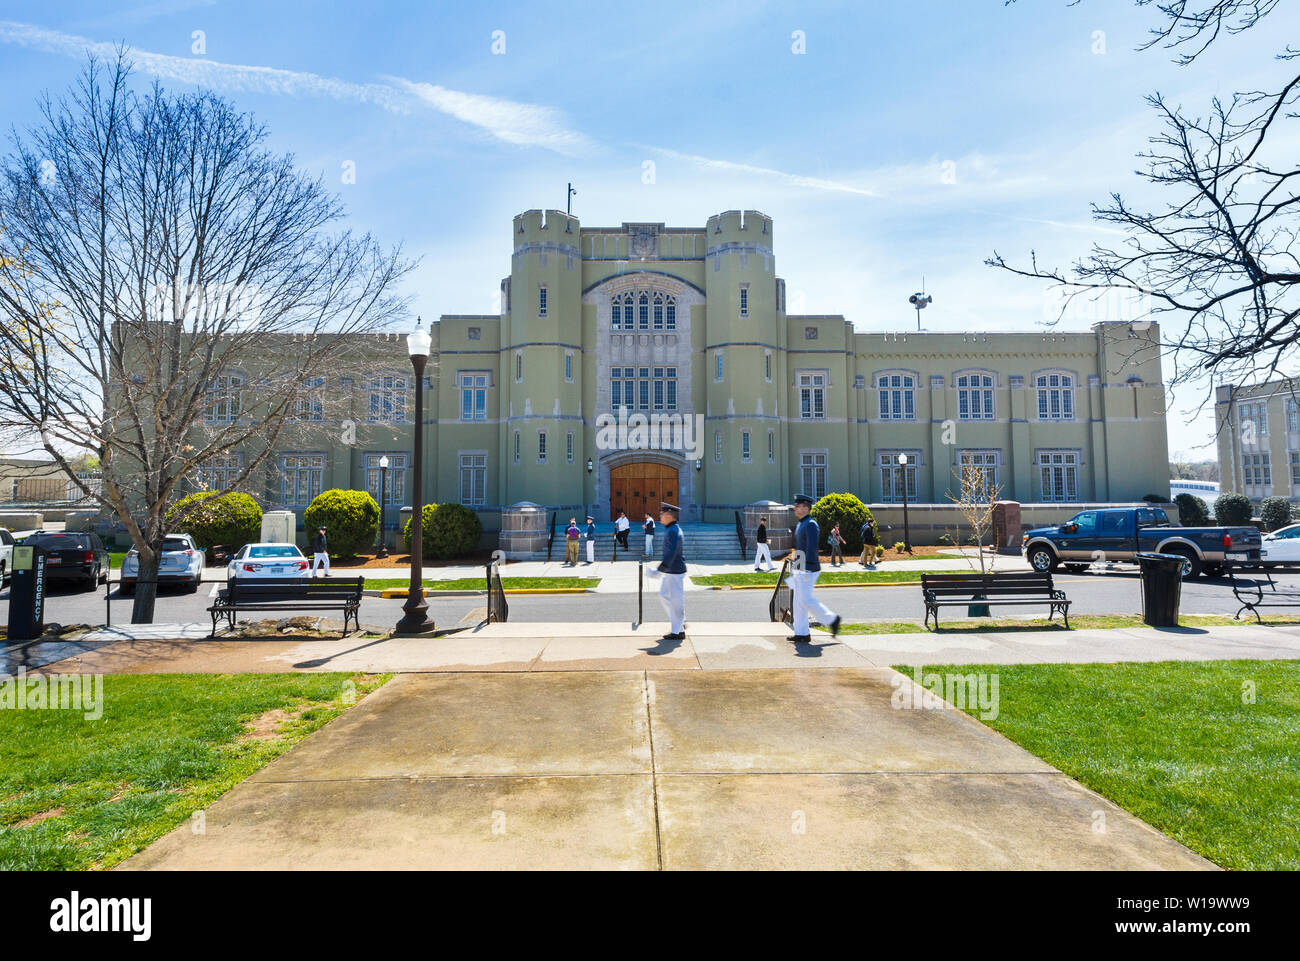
[197,453,243,492]
[799,371,827,419]
[364,452,407,504]
[459,452,487,506]
[878,451,919,503]
[280,453,325,506]
[1035,372,1075,421]
[1037,449,1080,501]
[876,371,915,421]
[364,374,409,424]
[204,371,245,424]
[801,451,829,500]
[612,290,677,331]
[955,372,995,421]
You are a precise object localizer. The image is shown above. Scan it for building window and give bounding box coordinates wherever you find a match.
[878,452,919,503]
[1290,451,1300,485]
[958,450,1000,499]
[290,376,325,422]
[280,453,325,507]
[801,451,828,500]
[1035,372,1075,421]
[612,290,676,331]
[955,372,995,421]
[739,286,749,317]
[538,285,548,317]
[768,430,775,463]
[1243,452,1272,486]
[364,374,408,424]
[715,353,724,382]
[458,371,489,421]
[204,372,245,424]
[764,351,772,382]
[876,372,916,420]
[714,431,723,464]
[459,453,487,506]
[1288,399,1299,433]
[515,352,523,382]
[364,453,407,504]
[566,431,575,464]
[537,431,547,464]
[197,453,243,492]
[742,431,751,462]
[1037,449,1080,502]
[799,371,827,419]
[1239,402,1268,438]
[564,352,573,382]
[513,431,520,464]
[609,365,676,412]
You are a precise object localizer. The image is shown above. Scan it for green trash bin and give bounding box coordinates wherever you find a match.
[1137,552,1184,627]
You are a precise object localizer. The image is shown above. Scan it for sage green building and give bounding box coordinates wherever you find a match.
[1215,378,1300,503]
[188,208,1172,531]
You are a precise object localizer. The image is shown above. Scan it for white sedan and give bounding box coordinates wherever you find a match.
[1260,523,1300,562]
[226,543,311,579]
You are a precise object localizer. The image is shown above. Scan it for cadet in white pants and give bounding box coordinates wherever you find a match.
[584,516,596,564]
[789,494,841,641]
[651,502,686,639]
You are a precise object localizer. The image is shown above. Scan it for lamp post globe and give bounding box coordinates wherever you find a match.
[396,322,435,634]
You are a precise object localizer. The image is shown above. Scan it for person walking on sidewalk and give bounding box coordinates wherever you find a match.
[615,510,631,551]
[860,516,878,566]
[564,517,580,566]
[311,526,330,578]
[584,516,597,565]
[647,501,686,640]
[643,512,655,556]
[789,493,840,643]
[753,516,774,571]
[829,523,846,567]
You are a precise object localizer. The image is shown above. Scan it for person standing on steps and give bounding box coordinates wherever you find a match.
[860,516,878,567]
[564,517,580,566]
[643,512,655,556]
[753,516,774,571]
[584,515,597,565]
[789,493,841,643]
[615,509,631,552]
[311,525,330,578]
[647,501,686,640]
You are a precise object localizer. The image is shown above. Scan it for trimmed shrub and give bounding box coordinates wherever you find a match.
[810,492,873,554]
[1142,493,1168,503]
[166,491,261,551]
[1260,496,1292,532]
[1213,492,1254,526]
[403,502,484,560]
[1174,493,1211,527]
[936,532,954,545]
[893,540,907,553]
[304,489,379,558]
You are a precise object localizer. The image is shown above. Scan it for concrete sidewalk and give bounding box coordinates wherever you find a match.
[121,667,1214,870]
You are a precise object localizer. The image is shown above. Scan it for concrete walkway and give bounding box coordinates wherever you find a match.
[121,665,1214,870]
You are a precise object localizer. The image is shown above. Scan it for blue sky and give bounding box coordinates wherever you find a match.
[3,0,1296,459]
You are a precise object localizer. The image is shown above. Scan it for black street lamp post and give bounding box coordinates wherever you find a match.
[376,454,389,558]
[898,452,911,553]
[396,324,435,635]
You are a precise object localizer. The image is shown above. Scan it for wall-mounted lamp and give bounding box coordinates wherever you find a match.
[586,458,593,474]
[695,459,702,472]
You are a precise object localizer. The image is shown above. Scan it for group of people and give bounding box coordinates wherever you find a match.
[653,494,841,644]
[754,514,878,570]
[561,509,661,566]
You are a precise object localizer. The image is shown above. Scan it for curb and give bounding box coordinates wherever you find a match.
[370,587,593,599]
[702,580,925,591]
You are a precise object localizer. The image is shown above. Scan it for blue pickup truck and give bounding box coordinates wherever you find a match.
[1021,506,1261,579]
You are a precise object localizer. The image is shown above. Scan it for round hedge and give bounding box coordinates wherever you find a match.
[166,491,262,551]
[810,492,873,554]
[402,502,484,559]
[1260,496,1292,532]
[1174,493,1210,527]
[1213,492,1254,526]
[304,489,380,558]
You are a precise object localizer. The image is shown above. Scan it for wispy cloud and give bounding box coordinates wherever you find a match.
[0,19,589,154]
[648,146,879,197]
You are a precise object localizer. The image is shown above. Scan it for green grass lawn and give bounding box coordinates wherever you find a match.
[0,672,390,870]
[363,576,599,591]
[905,659,1300,870]
[693,568,953,588]
[838,613,1300,635]
[108,552,126,570]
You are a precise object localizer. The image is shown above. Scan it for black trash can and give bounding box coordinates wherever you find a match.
[1136,552,1184,627]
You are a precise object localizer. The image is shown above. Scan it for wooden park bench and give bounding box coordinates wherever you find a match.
[921,571,1071,631]
[1224,560,1300,624]
[207,577,364,636]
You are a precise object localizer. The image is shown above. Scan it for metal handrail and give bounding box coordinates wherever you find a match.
[486,559,509,623]
[734,510,748,559]
[545,511,557,562]
[769,557,793,624]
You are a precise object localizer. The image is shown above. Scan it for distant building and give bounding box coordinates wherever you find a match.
[1216,378,1300,502]
[1169,478,1220,500]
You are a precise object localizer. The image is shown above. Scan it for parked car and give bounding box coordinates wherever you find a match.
[1260,523,1300,562]
[119,534,204,596]
[226,543,311,580]
[0,528,13,586]
[1022,506,1261,579]
[22,531,111,591]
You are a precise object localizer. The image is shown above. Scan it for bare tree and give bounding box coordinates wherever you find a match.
[945,461,1004,574]
[993,0,1298,412]
[0,54,412,623]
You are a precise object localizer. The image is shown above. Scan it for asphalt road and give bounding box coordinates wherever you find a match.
[1,568,1291,631]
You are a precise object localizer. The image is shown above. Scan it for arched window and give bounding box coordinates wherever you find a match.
[876,371,917,421]
[638,293,650,329]
[1035,371,1075,420]
[653,293,665,330]
[611,289,677,331]
[955,371,995,420]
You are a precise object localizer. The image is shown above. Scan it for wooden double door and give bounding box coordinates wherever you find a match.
[609,462,679,522]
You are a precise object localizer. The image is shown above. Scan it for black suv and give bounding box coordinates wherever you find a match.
[23,531,111,592]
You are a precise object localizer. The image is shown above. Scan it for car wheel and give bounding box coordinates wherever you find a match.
[1027,545,1058,573]
[1203,564,1224,578]
[83,567,100,591]
[185,577,201,594]
[1063,563,1090,574]
[1168,548,1202,579]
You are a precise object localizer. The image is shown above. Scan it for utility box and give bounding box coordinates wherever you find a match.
[992,501,1023,555]
[261,510,297,546]
[7,544,47,641]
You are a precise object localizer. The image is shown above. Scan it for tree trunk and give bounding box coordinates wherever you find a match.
[130,547,159,624]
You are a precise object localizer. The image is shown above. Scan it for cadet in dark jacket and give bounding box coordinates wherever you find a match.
[789,494,840,642]
[753,516,774,571]
[311,526,330,578]
[648,501,686,640]
[643,513,656,556]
